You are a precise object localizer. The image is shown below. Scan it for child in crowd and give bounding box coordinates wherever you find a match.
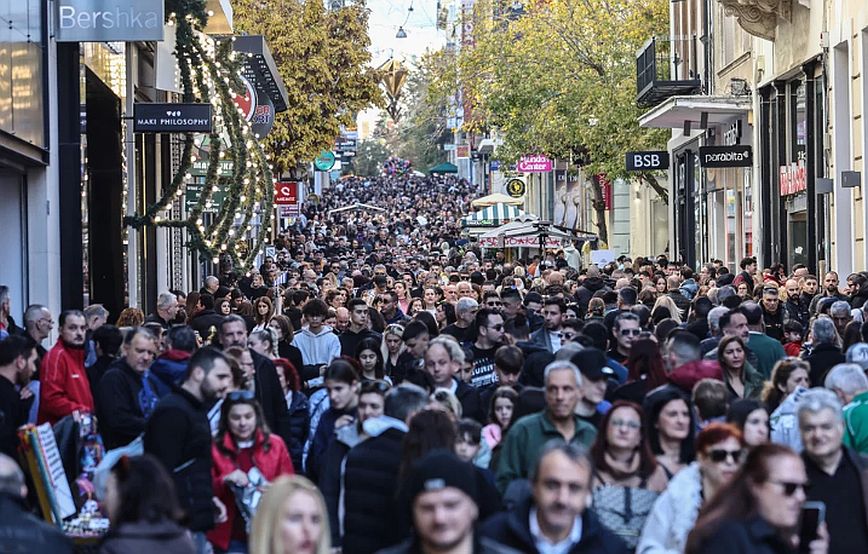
[783,320,804,357]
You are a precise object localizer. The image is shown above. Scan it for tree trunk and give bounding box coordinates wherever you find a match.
[591,174,609,246]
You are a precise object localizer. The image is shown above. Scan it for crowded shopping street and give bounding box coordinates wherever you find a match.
[3,0,868,553]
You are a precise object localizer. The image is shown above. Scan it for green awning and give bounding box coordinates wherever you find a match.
[428,162,458,174]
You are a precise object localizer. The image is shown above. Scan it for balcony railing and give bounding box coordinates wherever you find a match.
[636,36,703,108]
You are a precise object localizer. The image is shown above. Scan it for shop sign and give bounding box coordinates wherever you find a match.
[518,155,552,173]
[779,162,807,196]
[626,151,669,171]
[274,182,298,205]
[456,145,471,159]
[698,145,752,168]
[314,151,336,171]
[505,178,526,198]
[133,103,212,133]
[478,235,564,249]
[56,0,164,43]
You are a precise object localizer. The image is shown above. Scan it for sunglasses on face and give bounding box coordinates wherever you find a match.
[708,448,743,463]
[488,324,504,331]
[619,328,641,337]
[768,479,810,496]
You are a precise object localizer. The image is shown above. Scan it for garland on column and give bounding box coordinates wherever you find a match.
[124,0,275,272]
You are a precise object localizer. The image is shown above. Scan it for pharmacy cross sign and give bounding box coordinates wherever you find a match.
[133,103,213,133]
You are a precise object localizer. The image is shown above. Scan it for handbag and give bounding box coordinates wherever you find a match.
[592,483,660,549]
[228,466,267,533]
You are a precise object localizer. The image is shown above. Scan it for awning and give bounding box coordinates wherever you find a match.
[639,95,752,129]
[477,215,596,249]
[429,162,458,174]
[461,203,525,229]
[470,192,524,208]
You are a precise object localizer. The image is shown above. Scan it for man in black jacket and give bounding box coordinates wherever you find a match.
[0,336,36,459]
[218,315,292,448]
[342,384,429,554]
[144,347,233,546]
[96,327,160,449]
[0,454,72,552]
[189,293,224,341]
[481,442,628,553]
[340,298,381,356]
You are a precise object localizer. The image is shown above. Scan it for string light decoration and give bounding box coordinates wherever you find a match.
[124,0,275,271]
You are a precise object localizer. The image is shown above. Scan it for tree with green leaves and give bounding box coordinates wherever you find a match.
[352,139,392,176]
[447,0,669,243]
[232,0,382,175]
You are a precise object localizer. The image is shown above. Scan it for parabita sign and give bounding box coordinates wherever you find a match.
[55,0,164,43]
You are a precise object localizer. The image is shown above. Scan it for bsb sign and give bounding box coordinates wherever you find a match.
[626,151,669,171]
[55,0,164,43]
[698,145,753,168]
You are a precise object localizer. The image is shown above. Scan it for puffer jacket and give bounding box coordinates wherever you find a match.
[99,519,195,554]
[635,462,703,554]
[284,390,309,472]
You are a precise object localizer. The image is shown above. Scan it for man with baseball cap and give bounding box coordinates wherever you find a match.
[380,450,517,554]
[570,348,615,429]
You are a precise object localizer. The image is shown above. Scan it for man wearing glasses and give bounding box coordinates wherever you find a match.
[799,388,868,554]
[470,308,506,389]
[608,312,641,365]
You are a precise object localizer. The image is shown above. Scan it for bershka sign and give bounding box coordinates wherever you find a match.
[133,103,212,133]
[698,145,753,168]
[55,0,164,43]
[517,155,552,173]
[626,151,669,171]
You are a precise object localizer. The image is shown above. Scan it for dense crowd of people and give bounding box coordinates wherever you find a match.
[1,174,868,553]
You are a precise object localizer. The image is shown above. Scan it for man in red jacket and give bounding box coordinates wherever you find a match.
[38,310,94,424]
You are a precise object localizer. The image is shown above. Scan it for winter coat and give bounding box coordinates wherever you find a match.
[38,340,94,424]
[144,387,215,532]
[721,361,765,401]
[495,411,597,493]
[320,422,366,545]
[692,516,796,554]
[293,326,341,382]
[378,536,521,554]
[635,462,703,554]
[480,495,628,554]
[342,416,408,554]
[150,349,192,397]
[96,359,160,449]
[770,386,808,453]
[667,291,691,320]
[844,390,868,454]
[0,494,73,553]
[339,328,382,357]
[805,342,845,385]
[306,406,354,483]
[851,282,868,309]
[515,341,555,388]
[667,360,722,394]
[284,389,309,471]
[250,351,292,450]
[303,388,330,471]
[207,430,294,551]
[529,327,559,353]
[99,519,195,554]
[455,378,484,423]
[747,332,786,379]
[189,310,224,341]
[575,277,609,315]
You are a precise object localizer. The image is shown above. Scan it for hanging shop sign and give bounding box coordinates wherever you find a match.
[55,0,164,43]
[456,145,471,159]
[133,103,212,133]
[626,151,669,171]
[505,178,527,198]
[518,155,552,173]
[274,182,299,205]
[314,151,336,171]
[779,162,807,196]
[698,145,753,168]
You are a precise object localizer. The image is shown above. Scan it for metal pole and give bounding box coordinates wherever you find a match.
[125,45,139,307]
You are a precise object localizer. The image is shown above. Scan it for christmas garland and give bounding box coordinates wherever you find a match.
[124,0,275,271]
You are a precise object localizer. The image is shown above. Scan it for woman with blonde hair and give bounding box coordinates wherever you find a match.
[651,295,682,324]
[250,475,330,554]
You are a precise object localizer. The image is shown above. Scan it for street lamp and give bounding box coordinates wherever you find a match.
[396,26,407,38]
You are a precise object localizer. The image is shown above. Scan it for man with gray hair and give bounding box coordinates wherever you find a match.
[0,454,72,552]
[700,305,730,356]
[200,275,220,296]
[798,388,868,553]
[144,291,179,330]
[22,304,53,366]
[824,363,868,454]
[441,297,478,343]
[805,316,845,385]
[829,300,853,337]
[495,360,597,493]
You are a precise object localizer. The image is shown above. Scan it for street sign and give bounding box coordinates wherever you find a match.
[626,151,669,171]
[55,0,164,43]
[133,103,212,133]
[274,182,298,205]
[698,145,752,168]
[314,151,336,171]
[518,155,552,173]
[505,178,526,198]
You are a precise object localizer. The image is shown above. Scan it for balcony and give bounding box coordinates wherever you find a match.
[636,37,703,108]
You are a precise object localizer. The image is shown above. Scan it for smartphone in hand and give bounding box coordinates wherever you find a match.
[799,501,825,552]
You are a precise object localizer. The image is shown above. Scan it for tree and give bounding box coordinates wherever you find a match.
[353,139,392,176]
[232,0,383,175]
[448,0,670,243]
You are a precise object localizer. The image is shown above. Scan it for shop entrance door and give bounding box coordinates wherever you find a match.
[788,211,808,269]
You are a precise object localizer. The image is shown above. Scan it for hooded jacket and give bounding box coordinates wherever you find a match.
[635,462,704,554]
[293,326,341,379]
[207,430,294,550]
[575,277,609,315]
[150,349,192,397]
[38,339,94,424]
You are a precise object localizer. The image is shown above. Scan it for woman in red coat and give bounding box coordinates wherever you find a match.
[208,391,294,552]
